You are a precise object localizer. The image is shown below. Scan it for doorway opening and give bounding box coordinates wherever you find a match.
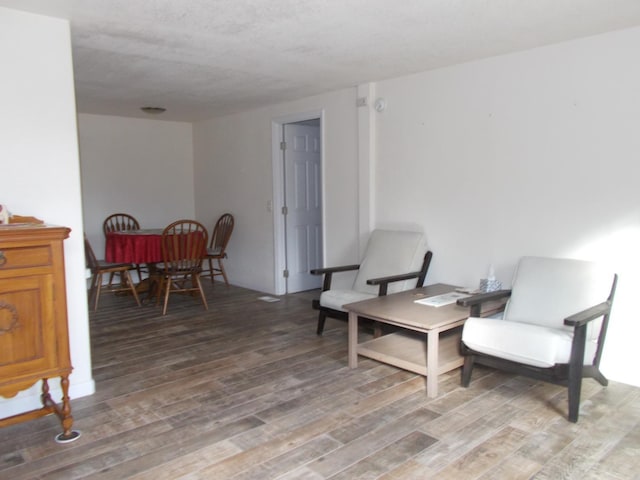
[272,111,324,295]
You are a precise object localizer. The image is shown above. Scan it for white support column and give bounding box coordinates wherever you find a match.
[356,82,376,257]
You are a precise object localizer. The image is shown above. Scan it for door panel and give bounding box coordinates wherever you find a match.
[284,123,323,292]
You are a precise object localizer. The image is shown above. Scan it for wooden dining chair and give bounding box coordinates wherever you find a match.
[84,235,141,311]
[102,212,140,235]
[102,212,144,280]
[155,219,209,315]
[202,213,234,285]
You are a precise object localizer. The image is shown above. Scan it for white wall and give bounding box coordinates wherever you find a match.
[373,26,640,386]
[78,114,195,256]
[0,7,94,416]
[193,88,359,294]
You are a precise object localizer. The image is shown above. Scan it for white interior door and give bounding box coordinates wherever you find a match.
[283,122,323,293]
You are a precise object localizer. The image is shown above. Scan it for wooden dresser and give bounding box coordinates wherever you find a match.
[0,225,80,443]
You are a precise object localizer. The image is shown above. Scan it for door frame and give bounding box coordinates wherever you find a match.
[271,109,325,295]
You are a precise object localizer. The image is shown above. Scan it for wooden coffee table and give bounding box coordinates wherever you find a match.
[345,283,504,398]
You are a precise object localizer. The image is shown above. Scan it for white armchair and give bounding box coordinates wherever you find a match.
[458,256,617,422]
[311,229,432,335]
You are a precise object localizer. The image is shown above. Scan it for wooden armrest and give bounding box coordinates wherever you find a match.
[367,271,422,286]
[564,301,612,327]
[310,264,360,275]
[310,264,360,292]
[456,289,512,307]
[366,270,423,296]
[457,289,511,317]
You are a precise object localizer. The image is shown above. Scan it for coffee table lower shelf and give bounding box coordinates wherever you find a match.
[356,328,464,376]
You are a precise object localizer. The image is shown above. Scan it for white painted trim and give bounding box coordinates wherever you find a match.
[271,109,325,295]
[357,83,376,256]
[271,121,286,295]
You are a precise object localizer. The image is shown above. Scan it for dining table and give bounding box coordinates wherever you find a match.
[105,229,165,299]
[105,228,208,264]
[105,228,209,300]
[105,228,164,265]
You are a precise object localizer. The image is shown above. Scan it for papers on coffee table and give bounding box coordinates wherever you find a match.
[414,291,470,307]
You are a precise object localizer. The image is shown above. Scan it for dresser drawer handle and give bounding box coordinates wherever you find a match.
[0,251,5,266]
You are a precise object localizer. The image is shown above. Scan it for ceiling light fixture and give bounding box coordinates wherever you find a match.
[140,106,166,114]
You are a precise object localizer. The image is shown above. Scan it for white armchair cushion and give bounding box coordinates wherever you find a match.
[462,316,599,368]
[319,289,377,312]
[504,256,612,340]
[353,230,427,296]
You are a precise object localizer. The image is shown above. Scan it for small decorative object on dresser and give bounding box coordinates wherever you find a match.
[0,224,81,443]
[0,205,8,224]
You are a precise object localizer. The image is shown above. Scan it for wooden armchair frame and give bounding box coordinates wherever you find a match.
[457,274,617,422]
[311,251,433,335]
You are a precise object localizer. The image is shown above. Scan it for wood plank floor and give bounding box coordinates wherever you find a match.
[1,283,639,479]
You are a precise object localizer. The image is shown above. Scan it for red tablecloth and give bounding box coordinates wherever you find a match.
[105,229,164,264]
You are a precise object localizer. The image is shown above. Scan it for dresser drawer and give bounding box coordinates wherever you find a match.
[0,245,52,270]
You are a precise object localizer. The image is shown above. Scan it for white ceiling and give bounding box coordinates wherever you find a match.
[3,0,640,122]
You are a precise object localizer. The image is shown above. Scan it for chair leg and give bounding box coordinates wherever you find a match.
[461,355,474,387]
[156,276,166,307]
[567,370,583,423]
[124,270,141,307]
[162,277,172,315]
[135,264,143,282]
[207,258,215,283]
[88,273,98,308]
[568,325,587,422]
[316,311,327,335]
[593,369,608,387]
[218,258,229,286]
[194,274,209,310]
[94,273,104,311]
